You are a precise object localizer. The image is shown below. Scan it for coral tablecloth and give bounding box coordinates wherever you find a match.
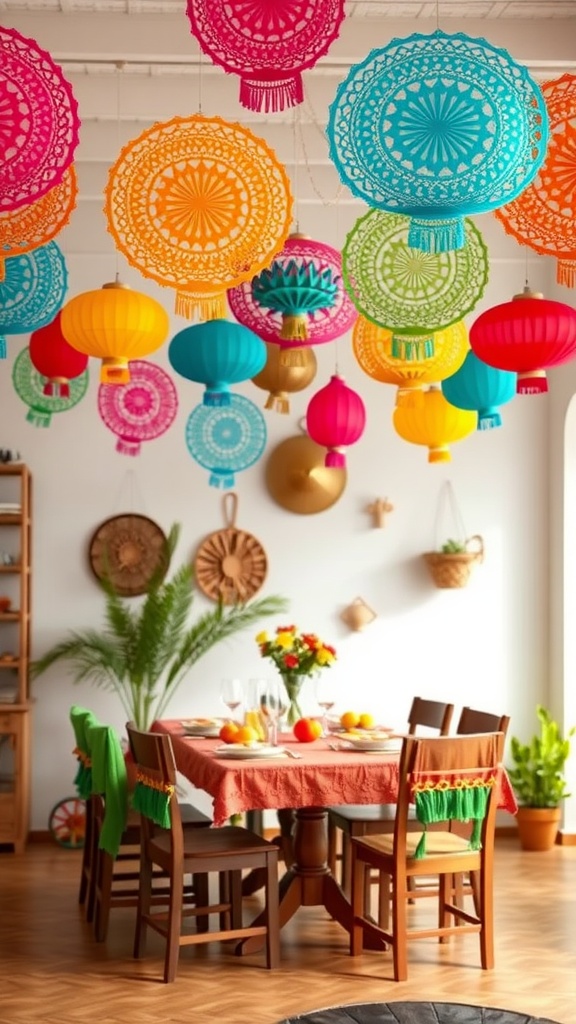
[152,721,518,827]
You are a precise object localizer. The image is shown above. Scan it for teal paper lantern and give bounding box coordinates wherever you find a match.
[169,318,266,406]
[442,351,517,430]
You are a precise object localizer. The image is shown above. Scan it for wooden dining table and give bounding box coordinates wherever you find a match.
[152,720,518,954]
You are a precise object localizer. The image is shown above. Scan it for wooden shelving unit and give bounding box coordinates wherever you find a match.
[0,464,32,853]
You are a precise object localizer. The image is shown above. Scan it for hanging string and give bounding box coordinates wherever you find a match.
[114,62,125,281]
[111,468,149,517]
[433,480,468,549]
[436,0,440,30]
[300,93,346,208]
[524,244,530,289]
[197,37,203,114]
[292,106,300,232]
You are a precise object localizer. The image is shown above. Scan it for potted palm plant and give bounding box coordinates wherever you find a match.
[30,523,288,730]
[508,705,575,851]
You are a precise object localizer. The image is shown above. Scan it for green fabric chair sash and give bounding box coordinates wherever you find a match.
[132,771,174,830]
[69,706,100,800]
[411,768,497,859]
[88,723,128,859]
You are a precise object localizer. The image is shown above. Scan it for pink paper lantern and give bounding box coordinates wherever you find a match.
[306,374,366,468]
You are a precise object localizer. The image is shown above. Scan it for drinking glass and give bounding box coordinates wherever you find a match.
[259,679,288,746]
[220,677,244,720]
[315,676,337,737]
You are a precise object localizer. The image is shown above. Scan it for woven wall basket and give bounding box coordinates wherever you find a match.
[423,534,484,589]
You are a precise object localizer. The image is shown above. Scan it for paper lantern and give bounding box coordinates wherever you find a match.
[393,386,477,462]
[0,166,77,281]
[227,235,357,364]
[29,311,88,398]
[0,241,68,358]
[186,0,345,113]
[60,279,169,385]
[306,374,366,468]
[169,318,266,406]
[495,74,576,288]
[251,342,317,414]
[98,359,178,457]
[104,114,293,321]
[252,252,338,343]
[185,393,267,489]
[469,287,576,395]
[12,346,89,428]
[343,210,488,334]
[0,27,80,212]
[353,316,469,406]
[327,30,548,252]
[442,351,517,430]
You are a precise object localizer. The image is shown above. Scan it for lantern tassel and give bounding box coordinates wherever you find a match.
[517,371,548,395]
[391,336,434,361]
[557,260,576,289]
[43,380,70,398]
[279,346,308,367]
[175,291,226,322]
[325,449,346,469]
[429,446,451,463]
[203,389,231,407]
[280,314,309,341]
[0,335,6,359]
[26,408,51,428]
[265,393,290,414]
[239,73,303,114]
[101,359,130,385]
[407,216,465,254]
[478,409,502,430]
[209,470,235,489]
[116,438,141,457]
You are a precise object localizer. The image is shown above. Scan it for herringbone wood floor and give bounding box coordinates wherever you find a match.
[0,839,575,1024]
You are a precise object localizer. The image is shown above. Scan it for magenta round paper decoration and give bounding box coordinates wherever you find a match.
[0,27,80,212]
[186,0,346,113]
[97,359,178,457]
[227,236,357,353]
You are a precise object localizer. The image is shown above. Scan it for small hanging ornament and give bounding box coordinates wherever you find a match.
[393,385,477,463]
[0,241,68,359]
[186,0,346,113]
[97,359,178,457]
[366,498,394,529]
[60,278,169,384]
[0,27,80,212]
[168,318,266,406]
[327,30,548,252]
[495,74,576,289]
[251,342,317,414]
[442,351,517,430]
[469,286,576,395]
[0,166,77,281]
[251,233,339,342]
[306,374,366,468]
[343,209,489,334]
[104,114,293,321]
[12,346,89,428]
[185,393,267,489]
[29,311,88,398]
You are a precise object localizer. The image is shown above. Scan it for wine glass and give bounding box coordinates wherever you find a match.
[259,679,288,746]
[220,677,244,720]
[315,675,337,737]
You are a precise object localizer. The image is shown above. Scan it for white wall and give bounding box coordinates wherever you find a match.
[1,10,574,829]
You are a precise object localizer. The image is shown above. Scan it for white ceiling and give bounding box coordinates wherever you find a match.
[2,0,576,13]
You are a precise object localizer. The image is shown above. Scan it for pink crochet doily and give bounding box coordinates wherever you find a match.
[0,27,80,212]
[186,0,345,112]
[228,236,357,349]
[97,359,178,456]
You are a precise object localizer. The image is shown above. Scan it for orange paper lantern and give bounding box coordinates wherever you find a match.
[393,385,477,463]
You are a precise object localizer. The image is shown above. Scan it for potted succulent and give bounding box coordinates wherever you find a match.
[508,705,575,851]
[422,534,484,589]
[30,523,287,730]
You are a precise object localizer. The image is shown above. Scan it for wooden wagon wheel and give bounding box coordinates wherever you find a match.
[194,493,268,605]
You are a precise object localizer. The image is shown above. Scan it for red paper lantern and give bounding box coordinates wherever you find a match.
[29,311,88,397]
[306,374,366,468]
[470,287,576,395]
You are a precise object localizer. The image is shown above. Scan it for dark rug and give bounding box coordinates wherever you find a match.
[277,1002,561,1024]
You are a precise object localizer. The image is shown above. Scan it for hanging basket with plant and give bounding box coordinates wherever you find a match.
[422,481,484,589]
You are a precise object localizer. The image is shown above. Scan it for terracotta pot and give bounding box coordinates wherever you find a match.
[515,805,561,851]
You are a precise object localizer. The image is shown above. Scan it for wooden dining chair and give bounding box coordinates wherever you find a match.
[126,722,280,982]
[350,730,505,981]
[327,697,455,898]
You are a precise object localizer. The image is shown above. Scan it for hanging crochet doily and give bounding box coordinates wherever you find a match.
[0,241,68,358]
[0,166,77,278]
[327,30,548,252]
[343,210,488,334]
[104,114,293,321]
[186,0,345,113]
[98,359,178,457]
[0,27,80,212]
[185,393,267,489]
[495,73,576,289]
[228,236,357,349]
[12,346,89,428]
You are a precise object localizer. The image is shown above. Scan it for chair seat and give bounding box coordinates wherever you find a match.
[150,824,276,863]
[355,829,473,859]
[329,803,418,823]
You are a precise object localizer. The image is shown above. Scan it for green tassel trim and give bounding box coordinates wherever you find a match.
[412,784,491,858]
[391,335,435,361]
[73,761,92,801]
[414,831,428,859]
[132,780,173,830]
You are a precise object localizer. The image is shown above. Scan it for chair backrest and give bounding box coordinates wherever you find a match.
[457,706,510,738]
[394,731,504,859]
[407,697,454,736]
[126,722,183,852]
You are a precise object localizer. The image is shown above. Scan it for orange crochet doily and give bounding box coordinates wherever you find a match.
[495,73,576,288]
[0,166,77,280]
[104,114,293,319]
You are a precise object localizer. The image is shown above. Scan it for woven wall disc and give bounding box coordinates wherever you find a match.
[194,492,267,605]
[88,514,168,596]
[265,434,347,514]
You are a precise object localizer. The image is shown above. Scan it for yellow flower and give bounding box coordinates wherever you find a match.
[276,631,294,649]
[316,646,335,665]
[255,631,269,645]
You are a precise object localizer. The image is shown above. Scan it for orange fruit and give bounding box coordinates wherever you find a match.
[293,717,323,743]
[359,712,376,730]
[340,710,360,730]
[234,724,259,745]
[219,721,240,744]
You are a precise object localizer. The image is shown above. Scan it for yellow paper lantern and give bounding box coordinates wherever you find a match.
[393,385,477,463]
[251,343,317,413]
[61,279,169,384]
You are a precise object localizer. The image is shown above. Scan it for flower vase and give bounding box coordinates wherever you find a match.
[279,671,305,726]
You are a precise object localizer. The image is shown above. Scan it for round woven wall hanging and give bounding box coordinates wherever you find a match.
[88,514,168,596]
[195,492,267,605]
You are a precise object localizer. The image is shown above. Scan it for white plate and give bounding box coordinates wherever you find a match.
[213,744,288,760]
[343,737,403,752]
[181,718,223,737]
